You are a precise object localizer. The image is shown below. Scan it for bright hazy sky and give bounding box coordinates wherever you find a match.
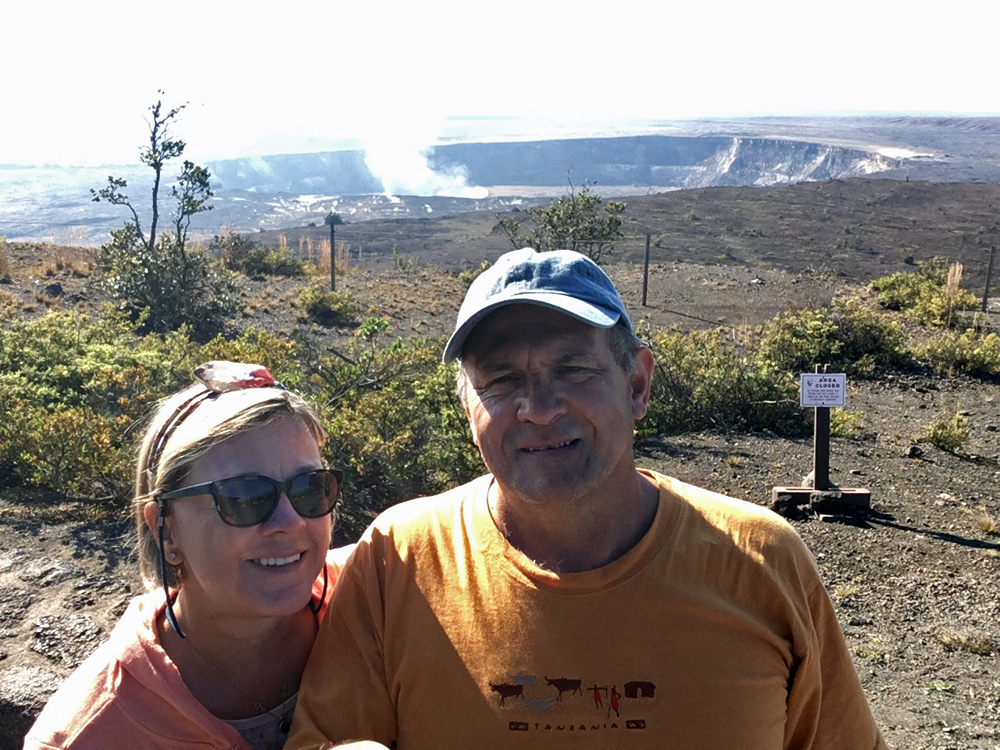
[3,0,997,167]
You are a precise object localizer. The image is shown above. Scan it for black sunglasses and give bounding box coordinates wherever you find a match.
[158,468,342,527]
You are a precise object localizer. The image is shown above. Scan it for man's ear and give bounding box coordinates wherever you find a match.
[629,348,655,421]
[465,403,481,449]
[457,366,481,448]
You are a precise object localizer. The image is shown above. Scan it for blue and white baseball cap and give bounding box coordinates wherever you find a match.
[443,248,632,363]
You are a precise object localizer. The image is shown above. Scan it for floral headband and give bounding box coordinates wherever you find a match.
[144,361,284,491]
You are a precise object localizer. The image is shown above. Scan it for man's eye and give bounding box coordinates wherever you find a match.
[475,374,514,391]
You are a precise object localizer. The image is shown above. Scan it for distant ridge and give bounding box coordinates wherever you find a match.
[205,135,895,194]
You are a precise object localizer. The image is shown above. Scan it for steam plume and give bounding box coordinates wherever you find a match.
[362,123,488,199]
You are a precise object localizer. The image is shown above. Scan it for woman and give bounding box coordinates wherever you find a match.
[25,361,352,750]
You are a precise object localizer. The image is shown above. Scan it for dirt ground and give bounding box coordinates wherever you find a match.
[2,180,1000,749]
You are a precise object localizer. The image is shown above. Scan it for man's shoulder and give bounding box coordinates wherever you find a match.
[645,470,823,602]
[647,470,805,552]
[364,474,490,540]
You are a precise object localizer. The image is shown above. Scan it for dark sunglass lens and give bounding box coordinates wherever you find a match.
[288,471,338,518]
[214,477,278,527]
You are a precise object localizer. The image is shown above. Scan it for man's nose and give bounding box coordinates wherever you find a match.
[516,377,566,425]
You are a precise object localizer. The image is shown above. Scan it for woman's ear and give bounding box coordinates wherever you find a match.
[143,501,182,566]
[142,500,159,536]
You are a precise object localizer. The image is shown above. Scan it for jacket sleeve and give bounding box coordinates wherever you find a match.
[287,535,397,749]
[784,575,888,750]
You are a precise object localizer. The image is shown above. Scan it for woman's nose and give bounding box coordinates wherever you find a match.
[261,491,306,531]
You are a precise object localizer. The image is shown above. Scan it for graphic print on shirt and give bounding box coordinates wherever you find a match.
[489,672,657,734]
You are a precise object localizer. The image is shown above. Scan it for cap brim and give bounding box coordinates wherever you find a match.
[442,293,621,363]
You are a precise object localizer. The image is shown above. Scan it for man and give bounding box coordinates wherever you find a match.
[288,248,886,749]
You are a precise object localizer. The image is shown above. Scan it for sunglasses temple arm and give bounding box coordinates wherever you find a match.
[158,503,186,639]
[307,476,338,615]
[308,563,328,616]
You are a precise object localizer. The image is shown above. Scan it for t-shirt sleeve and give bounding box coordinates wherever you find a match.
[784,568,888,750]
[287,534,397,749]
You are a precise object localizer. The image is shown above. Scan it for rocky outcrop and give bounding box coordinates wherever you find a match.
[0,533,134,750]
[0,666,64,750]
[683,138,895,188]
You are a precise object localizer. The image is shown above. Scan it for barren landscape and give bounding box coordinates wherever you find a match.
[1,177,999,749]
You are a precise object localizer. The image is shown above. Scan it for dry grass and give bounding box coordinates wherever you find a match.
[0,237,10,279]
[944,261,964,328]
[316,239,330,275]
[35,248,92,279]
[975,507,998,534]
[833,583,860,600]
[298,235,313,259]
[852,635,887,664]
[33,289,63,308]
[315,239,353,279]
[935,630,996,656]
[945,261,962,297]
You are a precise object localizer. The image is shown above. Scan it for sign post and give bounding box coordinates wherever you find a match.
[771,367,871,517]
[800,370,846,491]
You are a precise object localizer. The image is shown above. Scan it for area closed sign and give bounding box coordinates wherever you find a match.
[800,373,846,407]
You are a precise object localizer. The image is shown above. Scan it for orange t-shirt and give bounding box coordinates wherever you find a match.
[289,472,886,750]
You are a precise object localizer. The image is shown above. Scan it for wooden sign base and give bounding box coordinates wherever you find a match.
[771,486,872,517]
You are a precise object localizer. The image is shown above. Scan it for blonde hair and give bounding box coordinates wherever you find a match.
[134,383,327,589]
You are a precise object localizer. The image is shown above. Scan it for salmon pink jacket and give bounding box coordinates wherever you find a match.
[24,547,352,750]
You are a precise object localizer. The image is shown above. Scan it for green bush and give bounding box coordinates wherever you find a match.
[97,225,241,341]
[496,183,626,263]
[642,328,805,438]
[297,284,359,326]
[869,269,939,311]
[870,261,979,327]
[0,305,476,517]
[912,330,1000,377]
[917,411,970,453]
[300,331,480,541]
[458,260,491,288]
[0,306,181,497]
[0,306,182,415]
[829,408,865,439]
[0,403,127,497]
[213,232,307,277]
[0,305,309,502]
[757,297,908,376]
